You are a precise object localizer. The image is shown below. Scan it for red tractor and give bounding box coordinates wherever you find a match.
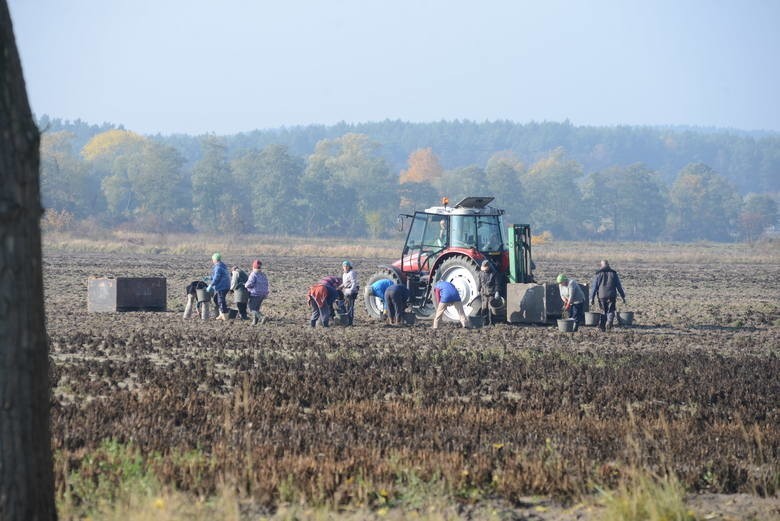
[364,196,534,323]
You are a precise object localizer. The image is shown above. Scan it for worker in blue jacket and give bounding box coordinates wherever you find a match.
[207,252,231,320]
[432,280,469,329]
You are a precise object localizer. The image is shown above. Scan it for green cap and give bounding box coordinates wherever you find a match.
[556,274,568,283]
[212,252,221,261]
[342,260,352,267]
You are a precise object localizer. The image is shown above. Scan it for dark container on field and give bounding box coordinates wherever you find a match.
[87,277,167,312]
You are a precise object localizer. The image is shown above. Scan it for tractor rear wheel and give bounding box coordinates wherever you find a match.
[363,269,401,320]
[433,256,482,322]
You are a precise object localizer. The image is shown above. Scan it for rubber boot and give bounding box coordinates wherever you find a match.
[183,294,194,320]
[251,311,259,325]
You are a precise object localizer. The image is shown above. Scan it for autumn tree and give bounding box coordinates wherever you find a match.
[81,129,189,230]
[0,1,57,518]
[667,163,742,241]
[399,147,444,185]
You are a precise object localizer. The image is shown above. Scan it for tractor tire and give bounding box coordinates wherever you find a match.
[363,269,401,320]
[432,256,482,322]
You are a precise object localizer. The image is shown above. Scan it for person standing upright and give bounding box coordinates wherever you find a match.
[244,259,269,325]
[589,259,626,331]
[478,260,500,325]
[338,260,359,326]
[208,252,231,321]
[230,265,249,320]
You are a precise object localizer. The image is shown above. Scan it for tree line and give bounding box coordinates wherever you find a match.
[39,119,778,242]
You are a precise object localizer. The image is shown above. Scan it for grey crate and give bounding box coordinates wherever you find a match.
[88,277,167,312]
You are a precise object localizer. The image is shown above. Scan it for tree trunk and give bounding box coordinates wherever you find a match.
[0,1,57,520]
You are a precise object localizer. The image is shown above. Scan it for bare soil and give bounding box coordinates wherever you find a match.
[44,251,780,520]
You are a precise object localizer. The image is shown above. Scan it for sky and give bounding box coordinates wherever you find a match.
[7,0,780,135]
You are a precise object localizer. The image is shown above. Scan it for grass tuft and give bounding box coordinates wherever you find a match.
[596,470,696,521]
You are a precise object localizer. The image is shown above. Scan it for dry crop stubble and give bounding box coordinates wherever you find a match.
[44,249,779,518]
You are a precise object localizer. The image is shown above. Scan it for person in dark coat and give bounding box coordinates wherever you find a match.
[384,283,409,325]
[183,280,208,320]
[230,266,249,320]
[589,259,626,331]
[478,260,500,325]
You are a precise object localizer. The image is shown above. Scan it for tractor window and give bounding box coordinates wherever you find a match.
[421,215,448,248]
[451,216,477,248]
[477,216,505,252]
[404,213,427,250]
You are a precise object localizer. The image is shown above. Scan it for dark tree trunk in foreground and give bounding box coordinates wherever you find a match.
[0,1,57,520]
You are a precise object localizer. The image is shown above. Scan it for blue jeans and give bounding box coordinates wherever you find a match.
[309,298,330,327]
[569,302,585,330]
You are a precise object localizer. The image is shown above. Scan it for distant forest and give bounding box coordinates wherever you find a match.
[38,116,778,242]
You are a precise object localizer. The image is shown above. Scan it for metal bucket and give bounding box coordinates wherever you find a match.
[402,312,417,326]
[195,288,213,304]
[488,295,506,314]
[233,287,249,304]
[618,311,634,326]
[584,312,602,326]
[557,318,576,332]
[227,309,238,320]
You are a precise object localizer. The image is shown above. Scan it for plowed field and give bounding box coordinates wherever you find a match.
[44,251,780,519]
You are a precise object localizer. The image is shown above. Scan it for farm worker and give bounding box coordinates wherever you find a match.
[207,252,231,321]
[338,261,359,326]
[319,275,342,288]
[244,259,269,325]
[369,278,394,320]
[308,282,339,328]
[183,280,207,320]
[556,274,585,331]
[384,283,409,325]
[589,259,626,331]
[436,217,448,247]
[478,260,500,326]
[432,280,469,329]
[230,266,249,320]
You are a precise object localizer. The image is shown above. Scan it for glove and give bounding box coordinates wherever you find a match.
[494,292,499,299]
[206,285,213,292]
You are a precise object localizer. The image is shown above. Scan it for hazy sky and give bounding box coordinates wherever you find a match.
[8,0,780,135]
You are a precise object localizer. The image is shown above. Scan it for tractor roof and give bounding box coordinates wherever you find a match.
[423,196,503,216]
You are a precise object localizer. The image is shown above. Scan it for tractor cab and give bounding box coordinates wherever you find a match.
[399,197,508,274]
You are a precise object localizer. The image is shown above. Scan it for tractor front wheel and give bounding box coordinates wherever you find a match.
[363,270,401,320]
